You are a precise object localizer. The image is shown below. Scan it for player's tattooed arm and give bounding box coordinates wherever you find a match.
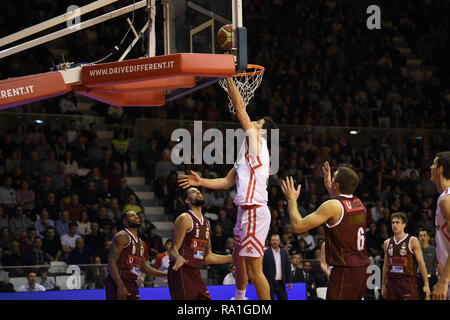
[108,232,130,299]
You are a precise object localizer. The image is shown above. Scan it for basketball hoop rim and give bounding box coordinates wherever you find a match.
[235,64,265,77]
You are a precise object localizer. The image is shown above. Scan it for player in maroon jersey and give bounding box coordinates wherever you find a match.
[168,187,233,300]
[106,211,167,300]
[281,162,370,299]
[381,212,430,300]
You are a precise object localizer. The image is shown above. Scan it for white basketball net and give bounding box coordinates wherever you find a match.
[219,65,265,114]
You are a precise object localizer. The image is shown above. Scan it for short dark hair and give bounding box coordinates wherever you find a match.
[69,222,78,228]
[436,151,450,179]
[334,167,359,194]
[391,212,408,224]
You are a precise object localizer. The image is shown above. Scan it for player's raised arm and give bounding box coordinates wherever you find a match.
[281,176,340,233]
[170,213,191,271]
[178,167,236,190]
[226,77,260,156]
[322,161,333,196]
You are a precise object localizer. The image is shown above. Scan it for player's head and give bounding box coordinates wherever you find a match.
[121,211,141,229]
[418,228,430,246]
[391,212,407,234]
[184,187,205,208]
[430,151,450,185]
[331,167,359,195]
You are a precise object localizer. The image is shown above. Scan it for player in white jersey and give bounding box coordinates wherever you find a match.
[430,151,450,300]
[178,77,277,300]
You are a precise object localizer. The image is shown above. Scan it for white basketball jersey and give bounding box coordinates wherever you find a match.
[234,136,270,206]
[435,187,450,273]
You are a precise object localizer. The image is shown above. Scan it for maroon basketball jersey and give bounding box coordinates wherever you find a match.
[324,194,370,267]
[115,228,145,282]
[387,234,418,277]
[179,210,210,269]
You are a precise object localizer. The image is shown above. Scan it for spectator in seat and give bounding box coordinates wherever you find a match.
[0,227,14,253]
[298,231,316,251]
[123,194,143,215]
[366,222,383,259]
[87,137,105,168]
[23,151,42,180]
[96,239,111,264]
[8,205,33,239]
[55,210,71,237]
[51,163,67,194]
[97,206,114,231]
[57,176,75,206]
[17,271,46,292]
[60,222,81,259]
[223,264,237,285]
[34,175,53,209]
[34,208,55,238]
[25,237,51,266]
[98,178,114,208]
[43,193,61,221]
[42,150,59,177]
[154,149,176,186]
[112,131,132,176]
[153,239,172,287]
[106,197,121,223]
[0,177,17,214]
[64,194,84,222]
[2,240,26,276]
[0,207,8,231]
[80,181,99,216]
[0,257,14,292]
[144,224,163,261]
[221,197,237,220]
[215,209,234,238]
[86,167,103,191]
[77,211,91,236]
[106,163,123,190]
[99,149,115,177]
[20,227,37,256]
[211,225,227,254]
[115,176,140,208]
[61,151,79,177]
[84,255,107,289]
[84,221,105,254]
[371,200,385,223]
[42,227,62,262]
[290,253,304,283]
[67,237,92,269]
[16,180,35,213]
[39,270,58,291]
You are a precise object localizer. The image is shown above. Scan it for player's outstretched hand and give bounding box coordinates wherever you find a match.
[173,256,188,271]
[423,285,431,300]
[281,177,301,201]
[322,161,332,191]
[178,170,201,189]
[431,280,448,300]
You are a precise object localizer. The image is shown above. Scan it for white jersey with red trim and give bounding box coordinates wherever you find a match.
[233,136,269,206]
[435,187,450,273]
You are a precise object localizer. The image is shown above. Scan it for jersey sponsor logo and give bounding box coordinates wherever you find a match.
[349,214,365,225]
[246,246,253,254]
[191,239,207,251]
[390,265,404,273]
[389,257,407,266]
[127,254,142,268]
[193,250,204,260]
[399,249,407,256]
[343,199,363,212]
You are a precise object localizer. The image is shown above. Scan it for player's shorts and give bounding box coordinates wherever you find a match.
[386,276,420,300]
[167,264,211,300]
[105,274,140,300]
[234,204,270,258]
[326,265,369,300]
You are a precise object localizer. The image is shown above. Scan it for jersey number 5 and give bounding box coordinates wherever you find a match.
[357,227,365,251]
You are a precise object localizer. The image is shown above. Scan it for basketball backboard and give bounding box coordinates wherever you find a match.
[164,0,247,71]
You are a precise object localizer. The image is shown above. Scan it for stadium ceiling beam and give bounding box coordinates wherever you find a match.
[0,0,147,59]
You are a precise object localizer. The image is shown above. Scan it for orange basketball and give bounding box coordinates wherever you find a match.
[217,24,233,51]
